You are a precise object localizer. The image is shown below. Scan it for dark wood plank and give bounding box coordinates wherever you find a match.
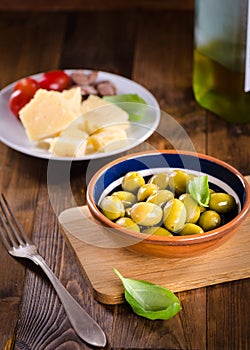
[206,280,250,350]
[0,300,18,349]
[0,0,194,12]
[0,11,69,350]
[0,12,67,87]
[60,11,136,77]
[0,146,46,347]
[207,115,250,174]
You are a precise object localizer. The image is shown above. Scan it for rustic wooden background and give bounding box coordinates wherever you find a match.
[0,1,250,349]
[0,0,194,11]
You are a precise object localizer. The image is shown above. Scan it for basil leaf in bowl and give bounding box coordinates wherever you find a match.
[188,175,210,207]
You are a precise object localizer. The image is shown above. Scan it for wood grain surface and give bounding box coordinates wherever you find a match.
[0,0,194,12]
[0,8,249,350]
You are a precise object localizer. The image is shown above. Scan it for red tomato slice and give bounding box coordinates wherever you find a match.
[39,70,71,91]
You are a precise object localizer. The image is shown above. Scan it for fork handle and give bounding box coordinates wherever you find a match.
[29,254,106,347]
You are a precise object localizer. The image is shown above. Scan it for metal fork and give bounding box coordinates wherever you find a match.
[0,194,106,347]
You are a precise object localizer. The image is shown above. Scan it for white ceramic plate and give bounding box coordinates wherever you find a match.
[0,69,160,161]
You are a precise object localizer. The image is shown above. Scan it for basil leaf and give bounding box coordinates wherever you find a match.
[188,175,210,207]
[103,94,147,121]
[114,269,181,320]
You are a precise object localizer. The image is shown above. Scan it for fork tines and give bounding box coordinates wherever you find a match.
[0,194,31,250]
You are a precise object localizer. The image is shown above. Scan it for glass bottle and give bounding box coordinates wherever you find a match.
[193,0,250,123]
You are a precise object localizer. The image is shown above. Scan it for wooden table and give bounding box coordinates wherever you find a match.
[0,8,249,350]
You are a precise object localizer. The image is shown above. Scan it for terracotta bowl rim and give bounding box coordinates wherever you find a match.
[86,150,250,246]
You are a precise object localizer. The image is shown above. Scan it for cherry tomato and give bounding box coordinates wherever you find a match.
[9,89,34,118]
[39,70,71,91]
[9,77,39,118]
[14,77,39,96]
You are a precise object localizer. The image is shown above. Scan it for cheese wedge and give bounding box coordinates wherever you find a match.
[47,134,88,157]
[19,87,82,141]
[81,94,111,114]
[81,95,129,134]
[45,116,88,157]
[87,126,128,153]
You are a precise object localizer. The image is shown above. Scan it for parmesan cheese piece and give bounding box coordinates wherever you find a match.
[47,135,88,157]
[81,94,110,114]
[81,95,129,134]
[45,116,88,157]
[87,126,128,153]
[19,87,82,141]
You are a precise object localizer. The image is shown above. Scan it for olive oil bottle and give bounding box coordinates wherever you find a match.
[193,0,250,123]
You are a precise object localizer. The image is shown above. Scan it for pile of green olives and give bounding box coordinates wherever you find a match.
[99,170,238,236]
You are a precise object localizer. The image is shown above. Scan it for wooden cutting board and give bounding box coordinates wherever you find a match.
[59,179,250,305]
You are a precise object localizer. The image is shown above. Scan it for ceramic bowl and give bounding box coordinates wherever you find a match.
[86,150,250,258]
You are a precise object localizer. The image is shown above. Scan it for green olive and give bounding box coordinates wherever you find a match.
[179,193,200,223]
[147,189,174,207]
[168,170,191,195]
[101,170,237,238]
[99,196,125,220]
[137,183,158,201]
[199,205,207,214]
[198,210,221,231]
[163,198,187,233]
[122,171,145,193]
[179,223,204,235]
[111,191,137,208]
[125,207,132,218]
[209,192,237,213]
[143,226,173,236]
[130,202,163,226]
[116,217,140,232]
[148,173,169,189]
